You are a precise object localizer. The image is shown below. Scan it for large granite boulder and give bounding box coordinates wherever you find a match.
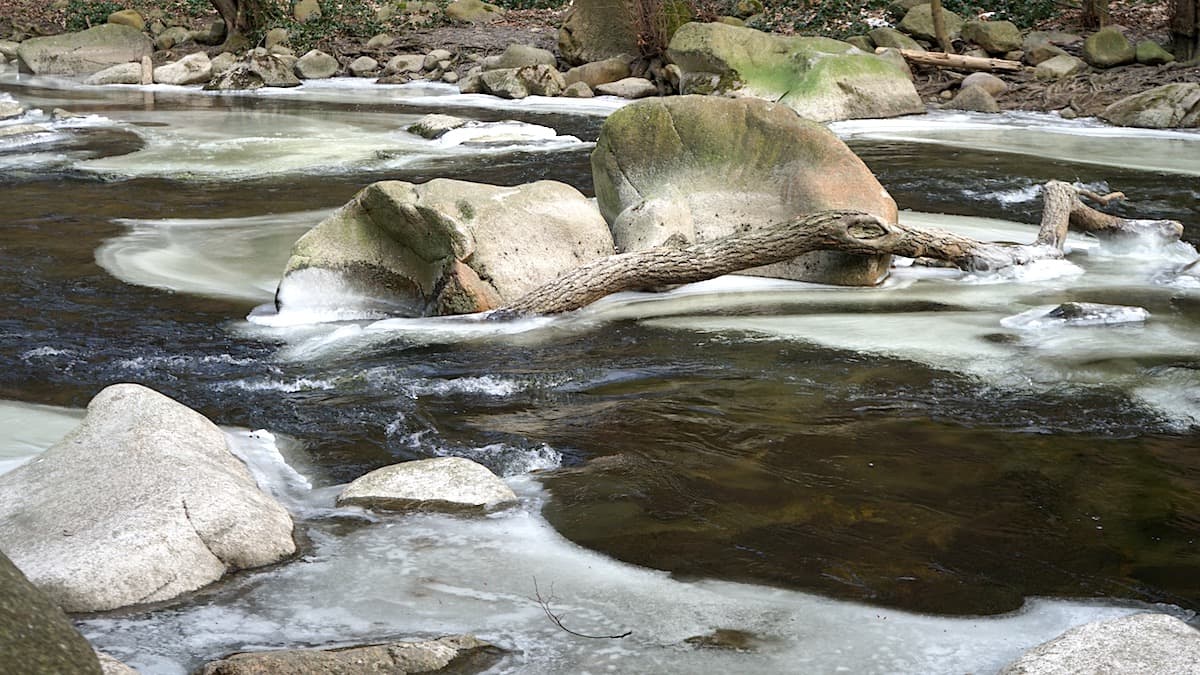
[592,95,898,286]
[205,52,301,90]
[337,457,517,512]
[666,22,922,122]
[899,3,964,43]
[0,384,296,612]
[17,24,152,76]
[558,0,639,66]
[1083,26,1136,68]
[197,635,503,674]
[1001,613,1200,674]
[153,52,212,85]
[1100,83,1200,128]
[279,179,614,316]
[962,20,1021,55]
[0,551,101,674]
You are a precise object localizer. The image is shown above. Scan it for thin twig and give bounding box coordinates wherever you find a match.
[531,578,632,640]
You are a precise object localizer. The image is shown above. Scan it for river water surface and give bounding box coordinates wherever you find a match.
[1,75,1198,673]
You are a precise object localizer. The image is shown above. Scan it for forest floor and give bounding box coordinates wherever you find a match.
[1,0,1195,117]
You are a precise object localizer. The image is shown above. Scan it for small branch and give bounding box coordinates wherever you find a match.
[532,578,632,640]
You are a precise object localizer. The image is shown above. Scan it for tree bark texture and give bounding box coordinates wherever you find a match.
[1082,0,1111,28]
[930,0,955,54]
[1173,0,1200,62]
[492,183,1183,318]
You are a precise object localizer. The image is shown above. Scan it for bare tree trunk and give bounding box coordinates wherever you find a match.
[492,182,1182,318]
[210,0,272,47]
[1082,0,1111,28]
[930,0,954,54]
[1173,0,1200,62]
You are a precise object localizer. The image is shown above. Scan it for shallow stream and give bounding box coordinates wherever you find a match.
[1,75,1198,673]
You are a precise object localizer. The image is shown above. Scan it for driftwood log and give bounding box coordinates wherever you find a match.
[880,47,1025,73]
[492,181,1183,318]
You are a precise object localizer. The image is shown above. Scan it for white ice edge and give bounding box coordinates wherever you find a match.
[0,399,1176,675]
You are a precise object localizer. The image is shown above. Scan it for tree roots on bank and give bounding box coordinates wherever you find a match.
[491,181,1183,319]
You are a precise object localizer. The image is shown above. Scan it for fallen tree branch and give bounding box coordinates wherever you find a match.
[532,578,632,640]
[880,47,1026,73]
[491,183,1183,318]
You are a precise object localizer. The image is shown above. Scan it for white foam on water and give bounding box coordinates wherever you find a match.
[96,210,330,302]
[830,110,1200,177]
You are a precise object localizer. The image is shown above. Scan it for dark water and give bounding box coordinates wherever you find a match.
[2,82,1199,618]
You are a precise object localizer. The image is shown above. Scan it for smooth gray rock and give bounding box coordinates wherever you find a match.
[210,51,238,76]
[424,48,453,70]
[154,26,191,51]
[563,59,630,89]
[196,635,503,674]
[349,55,379,77]
[337,457,517,511]
[592,95,898,286]
[0,100,24,119]
[946,84,999,113]
[153,52,212,85]
[1101,83,1200,129]
[558,0,638,65]
[961,71,1007,96]
[82,61,142,85]
[594,76,657,99]
[868,26,923,51]
[0,40,18,61]
[1001,613,1200,674]
[385,54,425,74]
[490,43,556,70]
[0,550,102,674]
[1035,54,1086,80]
[408,113,467,139]
[562,81,594,97]
[280,178,614,315]
[294,49,338,79]
[479,67,528,98]
[445,0,504,23]
[17,24,151,76]
[0,384,296,612]
[366,33,394,49]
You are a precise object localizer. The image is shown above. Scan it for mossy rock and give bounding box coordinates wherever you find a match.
[1083,27,1135,68]
[666,22,923,123]
[0,552,101,675]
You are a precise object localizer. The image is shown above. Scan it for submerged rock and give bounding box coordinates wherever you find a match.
[684,628,762,651]
[1001,613,1200,674]
[1002,302,1150,329]
[17,24,152,76]
[0,550,102,674]
[279,178,613,316]
[592,95,898,286]
[0,383,296,612]
[666,22,923,122]
[197,635,504,674]
[337,457,517,512]
[1101,83,1200,129]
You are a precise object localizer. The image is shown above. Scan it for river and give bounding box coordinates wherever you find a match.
[1,75,1198,673]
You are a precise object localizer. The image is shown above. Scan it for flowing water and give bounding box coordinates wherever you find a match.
[2,74,1199,673]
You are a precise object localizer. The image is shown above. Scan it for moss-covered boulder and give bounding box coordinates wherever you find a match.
[279,179,614,316]
[16,24,152,76]
[0,551,101,675]
[1083,27,1136,68]
[899,3,964,43]
[591,96,898,286]
[869,27,923,51]
[1135,40,1175,65]
[666,22,922,122]
[1100,83,1200,129]
[962,20,1021,55]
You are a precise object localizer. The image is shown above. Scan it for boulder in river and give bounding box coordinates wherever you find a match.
[666,22,923,122]
[337,457,517,512]
[16,24,152,76]
[0,383,296,612]
[1000,613,1200,674]
[153,52,212,86]
[84,61,143,85]
[197,635,504,674]
[279,178,614,316]
[0,550,102,674]
[1101,83,1200,129]
[592,95,898,286]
